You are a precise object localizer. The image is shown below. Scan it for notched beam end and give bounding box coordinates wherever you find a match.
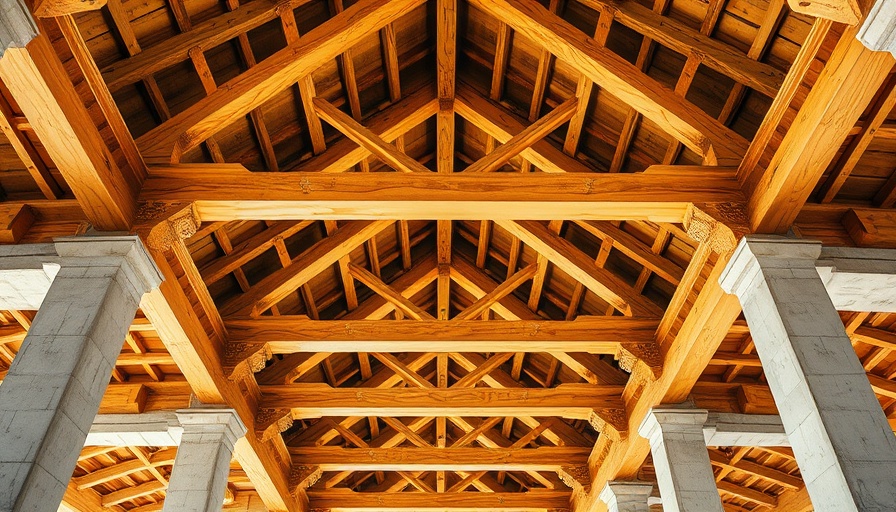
[685,203,748,254]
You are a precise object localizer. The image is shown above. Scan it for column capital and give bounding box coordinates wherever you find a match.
[719,235,822,298]
[599,481,653,510]
[858,0,896,55]
[176,407,248,448]
[0,0,38,58]
[638,407,708,444]
[54,235,162,299]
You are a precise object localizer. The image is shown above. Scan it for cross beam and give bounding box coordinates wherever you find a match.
[140,166,743,221]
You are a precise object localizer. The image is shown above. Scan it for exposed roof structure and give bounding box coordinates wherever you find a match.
[1,0,896,509]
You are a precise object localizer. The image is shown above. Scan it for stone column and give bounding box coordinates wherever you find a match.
[599,481,653,512]
[0,236,161,512]
[638,408,723,512]
[163,408,247,512]
[720,236,896,512]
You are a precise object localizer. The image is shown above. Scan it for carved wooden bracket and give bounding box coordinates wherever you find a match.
[222,341,272,382]
[256,407,293,442]
[134,201,200,252]
[617,342,663,379]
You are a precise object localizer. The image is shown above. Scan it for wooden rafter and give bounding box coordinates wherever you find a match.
[470,0,749,164]
[136,0,425,162]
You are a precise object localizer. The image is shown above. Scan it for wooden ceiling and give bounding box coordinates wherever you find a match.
[1,0,896,510]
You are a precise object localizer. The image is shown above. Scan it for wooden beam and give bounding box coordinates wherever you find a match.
[135,0,425,162]
[456,83,592,173]
[0,34,137,229]
[470,0,749,164]
[290,447,588,470]
[307,491,571,510]
[348,263,434,320]
[464,98,577,173]
[141,165,744,221]
[261,385,624,421]
[819,74,896,202]
[224,317,660,353]
[294,86,437,172]
[313,98,430,173]
[745,29,894,233]
[579,0,784,97]
[497,220,663,317]
[219,220,393,316]
[437,0,456,175]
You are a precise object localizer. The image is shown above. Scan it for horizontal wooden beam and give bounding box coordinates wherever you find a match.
[289,447,588,470]
[307,490,571,510]
[260,385,624,423]
[224,317,659,353]
[140,166,743,221]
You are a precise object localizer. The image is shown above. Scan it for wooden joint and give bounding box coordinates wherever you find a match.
[290,464,322,493]
[222,341,272,381]
[439,97,455,112]
[134,201,200,251]
[616,342,663,379]
[256,408,293,442]
[685,203,746,254]
[0,204,34,244]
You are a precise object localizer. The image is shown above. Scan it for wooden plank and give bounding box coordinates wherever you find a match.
[470,0,749,164]
[290,447,588,470]
[219,220,393,316]
[0,34,137,229]
[136,0,425,162]
[497,220,663,317]
[580,0,784,97]
[464,98,577,173]
[307,491,571,510]
[141,166,743,221]
[261,385,623,420]
[313,98,429,173]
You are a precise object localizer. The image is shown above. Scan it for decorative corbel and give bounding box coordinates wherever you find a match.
[134,201,200,252]
[256,407,294,443]
[616,342,663,379]
[589,406,628,441]
[685,203,747,254]
[290,464,323,493]
[222,341,272,382]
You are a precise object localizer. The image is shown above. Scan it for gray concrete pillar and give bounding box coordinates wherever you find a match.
[163,408,246,512]
[720,236,896,512]
[0,236,161,512]
[638,408,723,512]
[599,481,653,512]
